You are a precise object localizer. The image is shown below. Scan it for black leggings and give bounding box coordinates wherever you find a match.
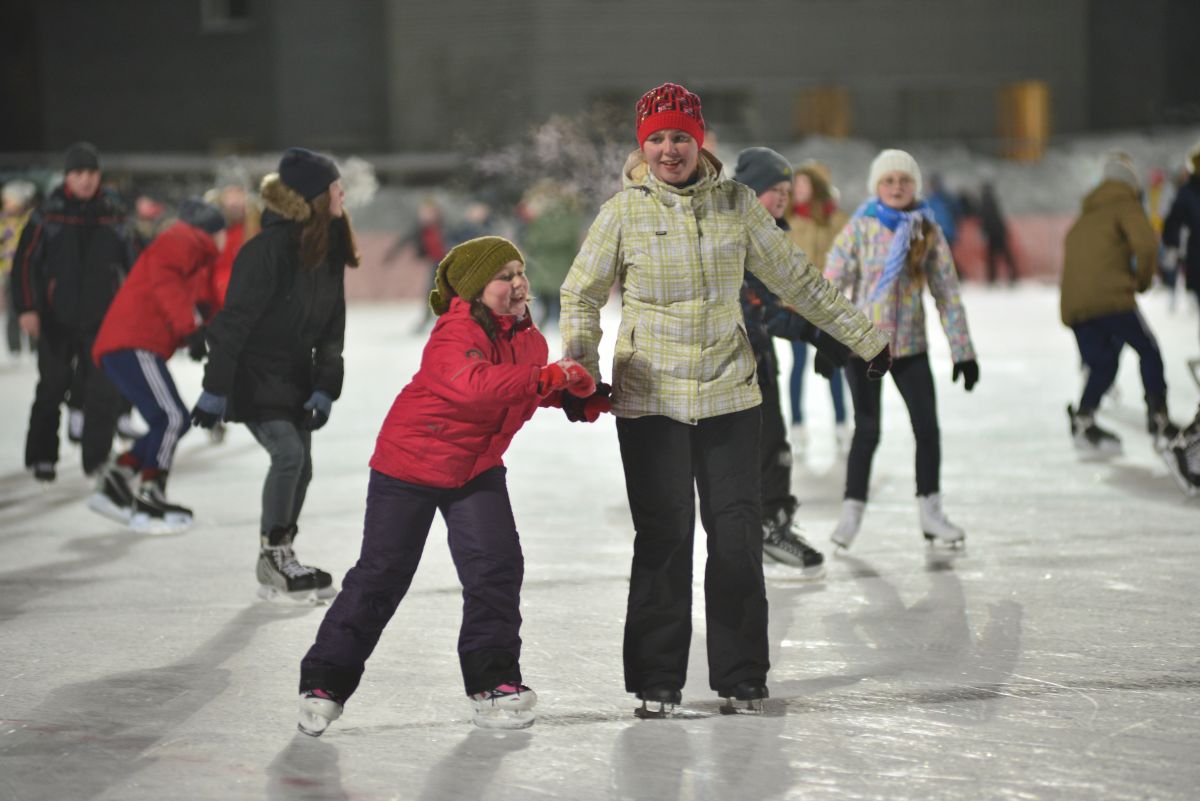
[844,353,940,501]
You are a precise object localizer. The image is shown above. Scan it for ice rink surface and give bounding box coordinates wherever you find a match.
[0,283,1197,801]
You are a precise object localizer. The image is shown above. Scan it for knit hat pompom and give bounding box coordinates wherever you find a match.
[732,147,793,195]
[867,149,923,198]
[429,236,524,316]
[64,141,100,173]
[278,147,340,201]
[178,197,227,235]
[635,83,705,148]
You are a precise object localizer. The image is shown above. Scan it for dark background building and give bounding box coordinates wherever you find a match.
[3,0,1199,155]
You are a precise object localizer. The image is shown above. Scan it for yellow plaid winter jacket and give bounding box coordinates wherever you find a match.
[561,149,888,424]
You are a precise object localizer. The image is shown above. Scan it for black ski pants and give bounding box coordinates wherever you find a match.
[844,352,940,502]
[756,347,796,522]
[615,407,769,696]
[25,318,121,474]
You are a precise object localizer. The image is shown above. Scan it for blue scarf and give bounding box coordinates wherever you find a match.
[853,199,933,301]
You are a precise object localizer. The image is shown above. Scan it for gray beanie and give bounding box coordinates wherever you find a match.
[732,147,793,195]
[178,197,227,235]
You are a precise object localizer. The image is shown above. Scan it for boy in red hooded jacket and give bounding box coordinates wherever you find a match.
[297,236,610,736]
[88,198,226,533]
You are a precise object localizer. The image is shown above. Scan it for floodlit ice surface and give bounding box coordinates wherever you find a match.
[0,284,1197,801]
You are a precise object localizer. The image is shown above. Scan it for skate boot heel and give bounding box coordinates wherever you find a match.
[470,683,537,729]
[719,682,768,715]
[297,690,343,737]
[634,686,682,719]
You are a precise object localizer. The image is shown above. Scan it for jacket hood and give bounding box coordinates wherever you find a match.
[622,148,724,197]
[259,173,312,222]
[1082,179,1140,213]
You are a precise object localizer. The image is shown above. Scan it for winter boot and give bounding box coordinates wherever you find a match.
[297,688,344,737]
[257,526,335,604]
[762,508,825,578]
[830,499,866,551]
[31,462,56,483]
[86,457,138,524]
[1068,405,1121,457]
[470,683,537,729]
[918,493,965,549]
[130,471,193,535]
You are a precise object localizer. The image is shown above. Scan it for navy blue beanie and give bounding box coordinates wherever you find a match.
[278,147,340,201]
[178,197,226,235]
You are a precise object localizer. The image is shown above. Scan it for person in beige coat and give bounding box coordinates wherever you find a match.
[1061,151,1178,454]
[785,161,851,452]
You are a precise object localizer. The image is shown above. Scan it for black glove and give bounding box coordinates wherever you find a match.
[811,332,850,370]
[302,391,334,431]
[814,351,837,379]
[186,327,207,362]
[952,359,979,392]
[190,390,227,429]
[866,344,891,381]
[562,382,612,423]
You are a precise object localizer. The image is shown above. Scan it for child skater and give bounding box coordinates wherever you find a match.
[88,198,226,533]
[823,149,979,551]
[297,236,609,735]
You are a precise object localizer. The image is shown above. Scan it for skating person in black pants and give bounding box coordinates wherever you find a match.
[10,142,136,482]
[560,83,890,716]
[191,148,358,602]
[823,149,979,551]
[732,147,854,579]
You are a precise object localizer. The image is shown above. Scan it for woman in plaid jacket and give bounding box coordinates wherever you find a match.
[560,82,890,716]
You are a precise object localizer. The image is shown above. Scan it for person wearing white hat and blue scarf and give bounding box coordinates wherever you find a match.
[823,148,978,552]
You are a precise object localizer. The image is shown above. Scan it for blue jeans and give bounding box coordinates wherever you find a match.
[789,340,847,424]
[1072,309,1167,413]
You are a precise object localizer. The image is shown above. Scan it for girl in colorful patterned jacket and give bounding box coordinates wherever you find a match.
[823,149,980,552]
[560,82,890,718]
[297,236,608,736]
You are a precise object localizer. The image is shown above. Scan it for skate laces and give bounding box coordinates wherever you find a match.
[268,546,317,578]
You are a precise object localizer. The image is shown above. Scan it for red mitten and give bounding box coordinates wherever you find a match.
[538,358,595,398]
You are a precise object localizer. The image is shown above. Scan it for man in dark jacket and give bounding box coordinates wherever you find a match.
[1162,141,1200,351]
[11,142,136,481]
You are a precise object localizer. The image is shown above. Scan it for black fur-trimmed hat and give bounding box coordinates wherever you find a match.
[278,147,340,201]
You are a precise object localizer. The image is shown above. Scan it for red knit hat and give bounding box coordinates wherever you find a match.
[635,83,705,148]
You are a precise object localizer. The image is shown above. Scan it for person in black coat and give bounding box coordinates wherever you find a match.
[191,148,359,603]
[10,142,136,481]
[1162,142,1200,349]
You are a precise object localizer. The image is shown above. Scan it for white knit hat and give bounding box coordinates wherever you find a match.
[867,149,923,198]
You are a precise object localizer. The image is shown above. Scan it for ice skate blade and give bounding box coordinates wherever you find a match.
[86,493,132,524]
[129,512,191,535]
[634,701,678,719]
[297,696,342,736]
[472,709,535,730]
[720,698,765,715]
[257,584,335,605]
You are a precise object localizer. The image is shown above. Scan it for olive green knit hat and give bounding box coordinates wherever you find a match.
[428,236,524,316]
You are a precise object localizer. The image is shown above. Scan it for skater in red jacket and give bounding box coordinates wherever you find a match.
[89,198,226,534]
[297,235,609,736]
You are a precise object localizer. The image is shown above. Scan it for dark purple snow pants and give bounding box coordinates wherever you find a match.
[299,467,524,699]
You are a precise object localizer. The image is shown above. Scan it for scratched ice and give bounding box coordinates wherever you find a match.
[0,284,1197,801]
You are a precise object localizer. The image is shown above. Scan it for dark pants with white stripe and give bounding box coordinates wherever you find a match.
[615,408,769,696]
[100,349,189,472]
[1072,309,1167,413]
[300,466,525,699]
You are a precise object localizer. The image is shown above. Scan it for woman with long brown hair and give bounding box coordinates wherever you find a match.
[191,147,359,603]
[823,149,978,552]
